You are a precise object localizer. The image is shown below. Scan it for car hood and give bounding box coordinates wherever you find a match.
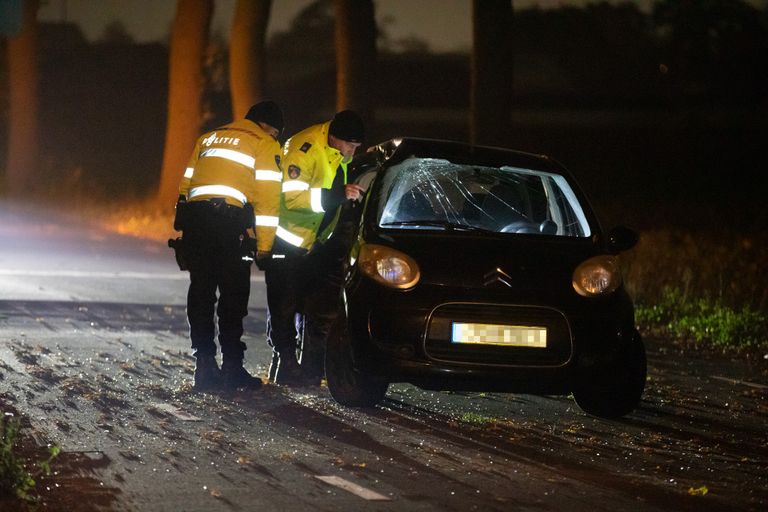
[367,231,601,297]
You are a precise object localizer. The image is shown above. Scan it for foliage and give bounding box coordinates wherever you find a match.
[624,229,767,312]
[0,415,60,503]
[625,228,768,353]
[635,288,767,352]
[0,416,35,500]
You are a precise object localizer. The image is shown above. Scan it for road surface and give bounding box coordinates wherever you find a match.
[1,203,766,511]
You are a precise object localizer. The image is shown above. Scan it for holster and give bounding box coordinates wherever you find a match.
[173,197,188,231]
[168,237,189,271]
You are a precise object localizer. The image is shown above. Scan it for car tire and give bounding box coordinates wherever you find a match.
[325,320,389,407]
[572,331,647,419]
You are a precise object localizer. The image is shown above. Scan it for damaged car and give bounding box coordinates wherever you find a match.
[323,138,645,419]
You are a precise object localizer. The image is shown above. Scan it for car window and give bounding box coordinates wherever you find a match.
[376,157,591,237]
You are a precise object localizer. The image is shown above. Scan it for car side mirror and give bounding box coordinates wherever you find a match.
[607,225,638,253]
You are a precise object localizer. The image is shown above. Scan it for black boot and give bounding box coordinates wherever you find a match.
[194,355,222,391]
[299,350,324,387]
[274,355,310,387]
[222,359,263,390]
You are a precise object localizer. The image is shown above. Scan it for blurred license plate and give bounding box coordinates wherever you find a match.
[451,322,547,348]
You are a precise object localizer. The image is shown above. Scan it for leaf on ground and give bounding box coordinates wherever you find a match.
[201,430,225,443]
[688,485,709,496]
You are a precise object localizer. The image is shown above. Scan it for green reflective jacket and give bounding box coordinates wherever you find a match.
[276,121,350,250]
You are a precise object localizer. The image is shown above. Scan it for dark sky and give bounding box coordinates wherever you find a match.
[37,0,472,52]
[37,0,656,53]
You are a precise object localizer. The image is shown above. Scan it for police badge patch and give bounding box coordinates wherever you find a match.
[288,165,301,179]
[299,142,312,153]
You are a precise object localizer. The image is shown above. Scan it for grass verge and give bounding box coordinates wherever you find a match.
[625,229,768,355]
[635,288,767,354]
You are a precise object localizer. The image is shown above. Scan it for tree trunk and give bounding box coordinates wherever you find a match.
[156,0,214,208]
[5,0,39,195]
[470,0,513,146]
[229,0,272,120]
[334,0,376,130]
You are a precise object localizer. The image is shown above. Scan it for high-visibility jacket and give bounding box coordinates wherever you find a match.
[179,119,282,253]
[275,121,351,250]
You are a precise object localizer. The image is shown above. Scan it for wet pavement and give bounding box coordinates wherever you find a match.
[1,204,766,511]
[1,299,766,512]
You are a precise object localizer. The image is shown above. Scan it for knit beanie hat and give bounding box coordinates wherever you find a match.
[328,110,365,143]
[245,101,284,135]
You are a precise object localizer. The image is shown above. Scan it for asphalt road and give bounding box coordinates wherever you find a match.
[1,203,766,512]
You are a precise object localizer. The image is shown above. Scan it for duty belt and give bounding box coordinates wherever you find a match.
[189,198,244,219]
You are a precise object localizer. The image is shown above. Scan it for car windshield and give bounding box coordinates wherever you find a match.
[376,157,591,237]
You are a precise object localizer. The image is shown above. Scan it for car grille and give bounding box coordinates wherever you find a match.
[424,303,572,367]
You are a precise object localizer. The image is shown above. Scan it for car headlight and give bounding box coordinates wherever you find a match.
[572,255,621,297]
[358,244,420,289]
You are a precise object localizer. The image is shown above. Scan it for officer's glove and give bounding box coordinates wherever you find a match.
[255,251,271,271]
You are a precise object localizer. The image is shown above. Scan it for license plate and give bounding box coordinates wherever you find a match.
[451,322,547,348]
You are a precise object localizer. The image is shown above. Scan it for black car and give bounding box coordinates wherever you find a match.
[322,138,645,418]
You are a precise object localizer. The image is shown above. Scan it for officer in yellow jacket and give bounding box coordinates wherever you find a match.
[177,101,284,391]
[265,110,365,386]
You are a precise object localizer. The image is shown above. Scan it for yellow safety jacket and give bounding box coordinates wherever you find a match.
[178,119,282,253]
[275,121,351,250]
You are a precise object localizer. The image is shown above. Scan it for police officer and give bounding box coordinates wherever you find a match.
[178,101,284,391]
[265,110,365,386]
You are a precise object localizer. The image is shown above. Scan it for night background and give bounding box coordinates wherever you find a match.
[1,0,767,321]
[2,2,768,509]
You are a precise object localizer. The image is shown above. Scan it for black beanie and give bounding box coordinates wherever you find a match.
[245,101,284,134]
[328,110,365,143]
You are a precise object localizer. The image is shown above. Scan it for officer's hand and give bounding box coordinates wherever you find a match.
[344,184,365,201]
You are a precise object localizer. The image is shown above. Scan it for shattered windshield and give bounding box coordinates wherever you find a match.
[376,157,591,237]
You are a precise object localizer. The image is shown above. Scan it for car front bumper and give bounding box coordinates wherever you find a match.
[344,277,638,394]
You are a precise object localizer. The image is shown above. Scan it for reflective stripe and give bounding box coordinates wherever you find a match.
[310,188,324,212]
[255,215,279,227]
[184,167,194,179]
[189,185,247,204]
[201,148,255,169]
[255,169,282,182]
[276,226,304,247]
[282,180,310,192]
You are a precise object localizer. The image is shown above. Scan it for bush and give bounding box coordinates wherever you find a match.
[0,415,60,503]
[623,228,767,352]
[623,229,767,312]
[635,288,767,352]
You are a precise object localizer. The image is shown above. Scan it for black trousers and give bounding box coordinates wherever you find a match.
[264,238,307,359]
[265,236,346,377]
[300,244,346,377]
[184,202,251,361]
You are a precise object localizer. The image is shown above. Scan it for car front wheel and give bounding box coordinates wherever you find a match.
[572,331,647,419]
[325,320,389,407]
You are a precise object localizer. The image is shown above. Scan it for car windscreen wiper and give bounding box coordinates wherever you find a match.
[380,220,496,233]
